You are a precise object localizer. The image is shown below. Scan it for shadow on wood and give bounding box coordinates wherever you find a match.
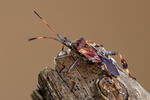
[31,50,150,100]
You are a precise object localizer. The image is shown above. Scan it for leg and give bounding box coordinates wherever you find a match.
[56,45,65,57]
[57,55,79,73]
[68,59,80,73]
[56,53,72,60]
[104,51,136,80]
[66,59,80,91]
[119,54,136,80]
[56,53,73,73]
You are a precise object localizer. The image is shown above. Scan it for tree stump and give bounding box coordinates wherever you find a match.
[31,49,150,100]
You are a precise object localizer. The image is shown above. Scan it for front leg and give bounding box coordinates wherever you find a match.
[104,51,136,80]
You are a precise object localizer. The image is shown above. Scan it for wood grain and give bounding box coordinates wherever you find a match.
[31,49,150,100]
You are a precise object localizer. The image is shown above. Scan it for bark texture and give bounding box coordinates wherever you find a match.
[31,50,150,100]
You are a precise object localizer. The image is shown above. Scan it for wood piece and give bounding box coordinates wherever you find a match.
[31,50,150,100]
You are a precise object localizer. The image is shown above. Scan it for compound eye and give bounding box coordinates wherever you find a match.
[100,44,104,47]
[95,44,104,47]
[84,44,88,47]
[95,44,100,47]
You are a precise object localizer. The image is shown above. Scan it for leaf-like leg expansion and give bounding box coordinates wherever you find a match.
[104,51,136,80]
[125,68,136,80]
[119,54,136,80]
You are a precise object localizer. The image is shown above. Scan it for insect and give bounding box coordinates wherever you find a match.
[29,10,136,80]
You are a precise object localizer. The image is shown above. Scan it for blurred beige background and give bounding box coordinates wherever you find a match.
[0,0,150,100]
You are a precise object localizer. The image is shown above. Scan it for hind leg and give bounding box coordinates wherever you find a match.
[104,51,136,80]
[118,54,136,80]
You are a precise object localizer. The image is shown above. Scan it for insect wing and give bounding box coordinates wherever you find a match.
[99,55,120,76]
[78,48,101,63]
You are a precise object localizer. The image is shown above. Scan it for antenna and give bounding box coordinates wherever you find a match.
[33,10,63,39]
[28,36,57,41]
[28,36,63,43]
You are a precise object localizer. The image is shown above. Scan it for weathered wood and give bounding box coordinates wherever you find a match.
[31,50,150,100]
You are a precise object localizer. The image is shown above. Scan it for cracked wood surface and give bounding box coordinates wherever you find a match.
[31,50,150,100]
